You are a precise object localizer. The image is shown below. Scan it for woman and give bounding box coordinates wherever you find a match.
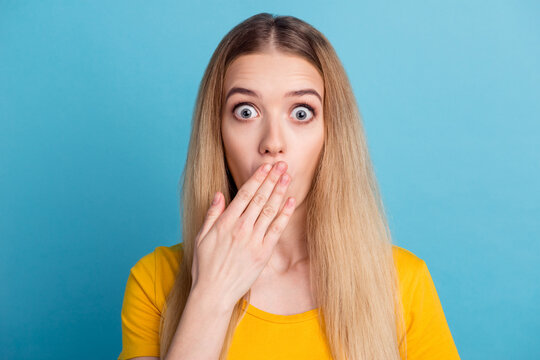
[118,13,460,360]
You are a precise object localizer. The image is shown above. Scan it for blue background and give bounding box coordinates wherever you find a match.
[1,1,538,359]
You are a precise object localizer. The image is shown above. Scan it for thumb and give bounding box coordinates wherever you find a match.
[196,192,225,246]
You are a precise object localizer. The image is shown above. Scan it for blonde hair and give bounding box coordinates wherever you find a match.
[159,12,407,360]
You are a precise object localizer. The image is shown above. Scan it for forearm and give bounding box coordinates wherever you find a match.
[164,286,235,360]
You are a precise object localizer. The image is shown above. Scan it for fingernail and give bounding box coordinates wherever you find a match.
[262,164,272,173]
[212,192,219,205]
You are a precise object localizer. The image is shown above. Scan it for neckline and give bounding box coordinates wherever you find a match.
[241,298,319,324]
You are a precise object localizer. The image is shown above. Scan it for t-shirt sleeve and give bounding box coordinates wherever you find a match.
[118,250,161,359]
[405,260,461,360]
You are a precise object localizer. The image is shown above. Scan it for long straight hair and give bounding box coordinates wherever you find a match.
[159,13,407,360]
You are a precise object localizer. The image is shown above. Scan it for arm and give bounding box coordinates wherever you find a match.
[164,285,235,360]
[118,251,236,360]
[165,163,295,358]
[405,260,460,360]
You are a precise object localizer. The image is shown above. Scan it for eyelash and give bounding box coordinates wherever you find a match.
[231,101,317,124]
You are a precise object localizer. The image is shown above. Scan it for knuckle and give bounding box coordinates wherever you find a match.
[230,226,241,239]
[252,193,267,206]
[207,206,219,217]
[271,171,282,182]
[213,217,225,230]
[232,218,249,237]
[270,222,283,234]
[255,170,267,183]
[252,251,265,265]
[261,204,276,218]
[214,219,230,237]
[237,188,252,202]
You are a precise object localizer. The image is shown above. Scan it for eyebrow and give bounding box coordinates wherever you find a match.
[225,87,322,104]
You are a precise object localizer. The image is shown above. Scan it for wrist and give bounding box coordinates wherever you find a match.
[189,284,237,316]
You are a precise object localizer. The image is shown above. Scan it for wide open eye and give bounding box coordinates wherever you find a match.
[232,102,316,124]
[233,103,259,120]
[291,104,315,123]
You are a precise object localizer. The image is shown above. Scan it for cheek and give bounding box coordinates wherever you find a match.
[222,123,244,158]
[295,139,323,184]
[222,131,255,187]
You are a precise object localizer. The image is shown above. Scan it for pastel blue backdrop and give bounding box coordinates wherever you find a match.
[1,1,538,359]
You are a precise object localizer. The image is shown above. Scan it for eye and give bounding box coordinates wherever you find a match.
[291,104,316,123]
[231,102,317,124]
[233,103,259,120]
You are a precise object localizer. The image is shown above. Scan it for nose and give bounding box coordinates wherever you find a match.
[259,115,286,156]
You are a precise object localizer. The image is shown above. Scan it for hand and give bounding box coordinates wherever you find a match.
[190,161,296,308]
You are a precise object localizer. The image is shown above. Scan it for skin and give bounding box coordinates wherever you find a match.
[220,49,325,313]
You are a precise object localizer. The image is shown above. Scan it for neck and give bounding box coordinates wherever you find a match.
[265,198,309,274]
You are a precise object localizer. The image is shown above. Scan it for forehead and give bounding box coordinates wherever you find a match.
[223,52,324,99]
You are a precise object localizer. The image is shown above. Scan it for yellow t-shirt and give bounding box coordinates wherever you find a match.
[118,242,460,359]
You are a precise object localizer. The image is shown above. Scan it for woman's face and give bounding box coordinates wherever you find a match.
[221,51,325,211]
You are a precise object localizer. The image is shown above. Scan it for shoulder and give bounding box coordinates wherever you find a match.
[131,242,184,273]
[119,244,184,359]
[131,243,183,275]
[391,245,448,334]
[391,245,429,303]
[153,242,184,270]
[126,242,184,313]
[391,244,426,280]
[391,245,461,358]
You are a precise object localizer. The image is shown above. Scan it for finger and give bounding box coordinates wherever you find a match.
[196,191,225,246]
[239,161,287,227]
[261,196,296,253]
[251,170,291,238]
[220,162,276,222]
